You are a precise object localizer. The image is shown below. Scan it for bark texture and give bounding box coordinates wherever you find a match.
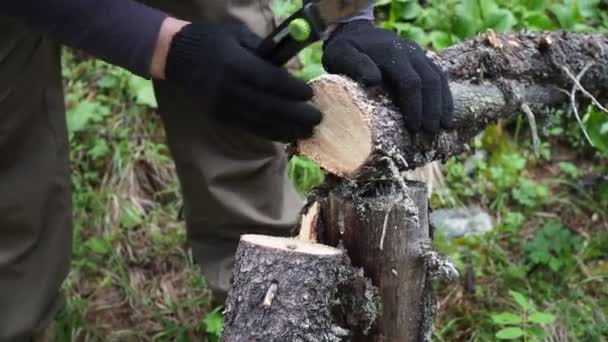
[222,235,381,341]
[298,31,608,177]
[314,180,447,341]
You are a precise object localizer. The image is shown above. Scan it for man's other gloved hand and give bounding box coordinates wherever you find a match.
[165,23,322,142]
[323,20,453,133]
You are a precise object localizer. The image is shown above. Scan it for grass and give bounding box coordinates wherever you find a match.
[51,1,608,340]
[57,52,213,341]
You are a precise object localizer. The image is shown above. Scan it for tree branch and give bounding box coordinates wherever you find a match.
[297,31,608,177]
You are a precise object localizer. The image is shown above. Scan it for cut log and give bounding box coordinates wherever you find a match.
[222,235,349,341]
[298,31,608,177]
[315,180,451,342]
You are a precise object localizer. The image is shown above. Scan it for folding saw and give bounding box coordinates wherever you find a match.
[257,0,369,65]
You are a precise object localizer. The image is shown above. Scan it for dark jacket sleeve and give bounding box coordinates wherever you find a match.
[1,0,168,77]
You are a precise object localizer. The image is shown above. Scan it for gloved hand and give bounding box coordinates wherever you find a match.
[165,23,322,142]
[323,20,453,133]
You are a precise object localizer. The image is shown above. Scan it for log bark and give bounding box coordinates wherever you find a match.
[298,31,608,177]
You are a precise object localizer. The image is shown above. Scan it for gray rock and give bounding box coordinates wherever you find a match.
[431,206,494,238]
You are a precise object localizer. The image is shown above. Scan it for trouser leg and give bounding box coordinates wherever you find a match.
[0,17,72,342]
[150,0,302,297]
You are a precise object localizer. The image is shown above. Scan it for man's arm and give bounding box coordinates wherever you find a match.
[1,1,324,142]
[1,0,184,79]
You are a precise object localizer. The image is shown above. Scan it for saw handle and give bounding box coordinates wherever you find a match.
[256,5,322,66]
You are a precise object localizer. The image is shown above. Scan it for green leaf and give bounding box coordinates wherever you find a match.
[558,162,580,178]
[491,312,523,325]
[89,139,109,159]
[202,306,224,341]
[86,237,112,256]
[550,4,576,29]
[429,31,453,50]
[576,0,600,18]
[529,312,557,324]
[496,327,524,339]
[403,26,426,45]
[484,8,517,32]
[509,290,533,310]
[67,101,100,133]
[461,0,481,20]
[120,203,144,229]
[525,12,556,30]
[479,0,499,19]
[129,76,158,108]
[583,107,608,153]
[523,0,547,11]
[96,74,118,88]
[400,0,422,20]
[528,325,546,339]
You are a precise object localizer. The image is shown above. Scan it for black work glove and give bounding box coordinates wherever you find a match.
[323,20,453,133]
[165,23,322,142]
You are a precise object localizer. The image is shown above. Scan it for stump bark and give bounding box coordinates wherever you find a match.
[311,180,456,342]
[222,235,349,342]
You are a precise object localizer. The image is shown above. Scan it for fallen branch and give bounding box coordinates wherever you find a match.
[298,31,608,177]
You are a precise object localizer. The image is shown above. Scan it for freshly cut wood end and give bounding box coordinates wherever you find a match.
[298,202,320,242]
[298,75,373,177]
[241,234,341,256]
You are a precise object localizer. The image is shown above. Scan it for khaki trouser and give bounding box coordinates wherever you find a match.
[0,1,301,341]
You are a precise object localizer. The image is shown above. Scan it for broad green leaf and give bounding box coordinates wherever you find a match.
[86,237,112,256]
[529,312,557,324]
[491,312,523,325]
[129,76,158,108]
[558,162,580,178]
[202,306,224,342]
[583,107,608,153]
[403,26,426,45]
[461,0,481,20]
[479,0,499,18]
[120,203,144,229]
[496,327,524,339]
[429,31,453,50]
[67,101,98,133]
[525,12,556,30]
[509,290,533,310]
[528,325,547,339]
[97,74,118,88]
[89,139,109,160]
[400,0,422,20]
[523,0,547,11]
[550,4,576,29]
[484,9,517,32]
[577,0,600,18]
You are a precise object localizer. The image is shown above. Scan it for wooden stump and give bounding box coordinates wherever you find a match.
[222,235,349,342]
[317,180,437,342]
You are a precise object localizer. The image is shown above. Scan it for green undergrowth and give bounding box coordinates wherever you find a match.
[53,0,607,341]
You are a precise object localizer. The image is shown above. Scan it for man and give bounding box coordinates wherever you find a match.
[0,0,453,340]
